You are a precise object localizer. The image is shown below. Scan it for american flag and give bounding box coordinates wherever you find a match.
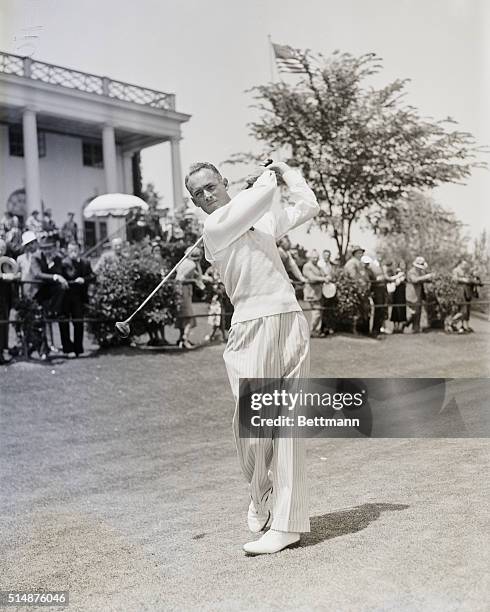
[272,42,306,74]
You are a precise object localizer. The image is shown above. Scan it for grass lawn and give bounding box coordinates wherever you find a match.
[1,309,489,611]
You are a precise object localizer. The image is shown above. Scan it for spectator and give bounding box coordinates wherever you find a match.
[160,208,173,241]
[344,245,366,284]
[146,202,163,240]
[175,247,203,349]
[0,211,13,235]
[25,209,43,236]
[202,263,231,342]
[5,216,23,258]
[171,225,185,241]
[318,249,337,335]
[41,209,59,243]
[366,257,388,338]
[302,249,328,337]
[452,259,476,333]
[146,242,169,346]
[95,237,125,272]
[61,212,78,247]
[406,256,434,333]
[16,231,39,299]
[59,242,94,356]
[385,261,407,333]
[277,235,306,284]
[31,238,68,358]
[0,238,17,364]
[127,211,151,242]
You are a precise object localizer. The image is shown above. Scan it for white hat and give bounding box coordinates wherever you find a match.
[21,230,37,246]
[361,255,372,264]
[413,256,428,270]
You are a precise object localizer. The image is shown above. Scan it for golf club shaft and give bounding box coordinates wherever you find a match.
[126,235,204,323]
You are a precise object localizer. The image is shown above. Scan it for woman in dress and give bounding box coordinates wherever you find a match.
[388,261,407,333]
[175,247,204,349]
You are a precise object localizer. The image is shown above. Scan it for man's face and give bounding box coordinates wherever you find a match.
[112,240,122,255]
[279,236,291,251]
[25,240,38,253]
[354,250,363,260]
[68,244,79,259]
[311,255,319,265]
[187,168,230,215]
[323,250,331,262]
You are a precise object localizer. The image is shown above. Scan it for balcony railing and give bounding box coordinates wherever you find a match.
[0,50,176,111]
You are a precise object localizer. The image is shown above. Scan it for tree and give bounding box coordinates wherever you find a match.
[375,191,469,270]
[227,50,486,261]
[473,229,489,278]
[141,182,163,209]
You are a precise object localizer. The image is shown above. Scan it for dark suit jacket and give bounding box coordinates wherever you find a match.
[61,257,95,303]
[31,251,64,306]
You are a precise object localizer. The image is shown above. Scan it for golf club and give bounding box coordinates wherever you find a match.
[115,235,204,337]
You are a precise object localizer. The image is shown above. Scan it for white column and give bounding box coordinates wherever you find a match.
[122,151,133,194]
[170,136,184,209]
[22,109,41,213]
[102,124,118,193]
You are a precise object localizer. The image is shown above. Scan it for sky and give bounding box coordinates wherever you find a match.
[1,0,488,254]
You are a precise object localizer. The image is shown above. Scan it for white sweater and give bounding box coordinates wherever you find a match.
[203,169,320,325]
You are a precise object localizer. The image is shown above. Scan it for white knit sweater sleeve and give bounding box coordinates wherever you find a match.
[203,171,277,255]
[273,170,320,239]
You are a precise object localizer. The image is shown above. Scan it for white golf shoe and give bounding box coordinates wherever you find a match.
[243,529,300,555]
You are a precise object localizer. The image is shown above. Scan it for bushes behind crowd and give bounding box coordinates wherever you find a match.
[88,242,184,346]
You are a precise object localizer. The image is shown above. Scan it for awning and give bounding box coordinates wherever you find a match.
[83,193,149,218]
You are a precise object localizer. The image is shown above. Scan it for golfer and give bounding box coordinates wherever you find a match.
[186,160,319,554]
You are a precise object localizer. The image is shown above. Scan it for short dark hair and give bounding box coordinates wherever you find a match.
[185,162,222,193]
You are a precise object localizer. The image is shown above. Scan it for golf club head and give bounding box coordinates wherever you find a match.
[115,321,131,338]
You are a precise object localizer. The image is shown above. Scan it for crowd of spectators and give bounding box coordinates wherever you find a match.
[0,211,485,363]
[279,238,484,340]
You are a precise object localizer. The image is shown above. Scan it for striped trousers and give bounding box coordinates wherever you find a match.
[223,310,311,533]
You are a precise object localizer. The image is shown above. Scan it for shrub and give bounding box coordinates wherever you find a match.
[88,242,182,347]
[426,273,460,325]
[330,271,371,331]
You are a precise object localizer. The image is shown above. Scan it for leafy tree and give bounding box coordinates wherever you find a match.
[141,182,163,209]
[228,50,486,261]
[376,191,469,270]
[473,229,489,277]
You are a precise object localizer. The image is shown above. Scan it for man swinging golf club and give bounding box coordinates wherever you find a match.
[186,160,319,554]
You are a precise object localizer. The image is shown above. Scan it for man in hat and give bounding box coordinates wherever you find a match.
[31,237,68,357]
[59,242,94,356]
[344,245,366,283]
[186,159,318,555]
[406,256,434,333]
[302,249,329,337]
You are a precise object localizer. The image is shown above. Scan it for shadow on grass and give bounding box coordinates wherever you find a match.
[301,502,409,548]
